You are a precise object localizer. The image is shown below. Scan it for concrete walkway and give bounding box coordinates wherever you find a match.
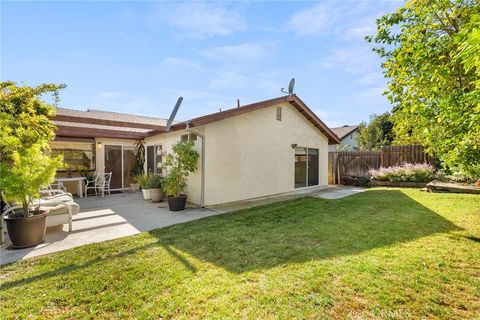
[209,185,366,213]
[1,185,365,265]
[1,192,218,265]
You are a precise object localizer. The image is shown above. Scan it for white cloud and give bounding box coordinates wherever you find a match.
[209,72,250,90]
[319,45,378,75]
[288,4,333,35]
[208,71,282,94]
[340,15,379,41]
[161,57,204,71]
[202,42,271,61]
[91,92,161,116]
[313,109,346,128]
[161,3,246,39]
[355,72,385,85]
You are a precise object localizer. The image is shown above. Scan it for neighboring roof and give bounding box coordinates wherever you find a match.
[169,94,340,144]
[53,95,340,144]
[330,125,360,140]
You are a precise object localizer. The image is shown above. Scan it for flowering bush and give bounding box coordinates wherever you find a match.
[368,163,435,183]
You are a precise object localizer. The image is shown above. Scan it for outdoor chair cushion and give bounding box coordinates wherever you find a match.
[38,202,80,216]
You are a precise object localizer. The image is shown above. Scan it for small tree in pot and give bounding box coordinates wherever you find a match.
[162,141,199,211]
[0,82,64,248]
[130,140,145,191]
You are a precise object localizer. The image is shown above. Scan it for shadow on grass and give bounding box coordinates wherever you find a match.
[150,189,460,273]
[0,189,460,289]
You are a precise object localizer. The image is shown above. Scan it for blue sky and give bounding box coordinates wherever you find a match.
[1,1,403,127]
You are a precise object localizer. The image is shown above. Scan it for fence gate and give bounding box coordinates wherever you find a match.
[328,145,433,184]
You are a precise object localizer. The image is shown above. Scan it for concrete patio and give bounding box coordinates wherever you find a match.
[209,185,366,213]
[1,192,218,265]
[1,185,365,265]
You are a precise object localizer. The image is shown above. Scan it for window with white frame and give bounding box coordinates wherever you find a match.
[180,133,197,142]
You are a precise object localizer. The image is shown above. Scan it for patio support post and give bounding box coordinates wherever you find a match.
[186,123,205,208]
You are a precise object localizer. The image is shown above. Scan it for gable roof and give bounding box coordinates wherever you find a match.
[168,94,340,144]
[53,95,340,144]
[330,125,360,140]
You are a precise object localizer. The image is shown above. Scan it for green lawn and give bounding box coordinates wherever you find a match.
[1,189,479,319]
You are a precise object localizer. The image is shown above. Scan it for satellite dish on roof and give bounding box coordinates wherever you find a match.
[281,78,295,96]
[166,97,183,132]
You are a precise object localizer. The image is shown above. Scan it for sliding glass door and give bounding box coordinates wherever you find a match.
[105,145,136,189]
[105,145,122,189]
[294,147,319,188]
[307,148,319,186]
[123,146,136,188]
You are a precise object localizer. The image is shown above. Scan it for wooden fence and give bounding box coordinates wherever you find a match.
[328,145,434,184]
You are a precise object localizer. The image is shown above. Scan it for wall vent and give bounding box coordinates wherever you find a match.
[276,106,282,121]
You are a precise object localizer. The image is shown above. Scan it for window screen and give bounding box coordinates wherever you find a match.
[50,141,95,171]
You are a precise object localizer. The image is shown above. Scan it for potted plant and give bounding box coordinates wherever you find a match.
[147,174,163,203]
[0,82,64,248]
[162,141,199,211]
[136,174,150,200]
[130,140,145,191]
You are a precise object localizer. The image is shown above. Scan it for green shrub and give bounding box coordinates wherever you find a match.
[146,174,163,189]
[136,174,150,189]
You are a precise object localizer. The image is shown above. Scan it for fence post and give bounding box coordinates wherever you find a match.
[380,148,384,168]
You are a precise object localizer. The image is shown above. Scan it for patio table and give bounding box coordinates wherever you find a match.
[55,177,86,198]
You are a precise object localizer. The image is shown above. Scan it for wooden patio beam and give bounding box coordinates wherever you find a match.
[55,125,148,140]
[54,114,167,131]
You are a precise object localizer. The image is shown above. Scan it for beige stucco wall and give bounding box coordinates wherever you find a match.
[202,102,329,206]
[53,102,329,203]
[145,129,203,204]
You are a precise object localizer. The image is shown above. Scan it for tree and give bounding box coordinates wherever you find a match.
[356,112,394,151]
[131,140,145,177]
[0,82,64,216]
[162,141,199,197]
[367,0,480,178]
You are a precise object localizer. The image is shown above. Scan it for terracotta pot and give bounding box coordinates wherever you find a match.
[141,189,151,200]
[130,183,140,191]
[150,188,164,203]
[4,211,47,249]
[167,195,187,211]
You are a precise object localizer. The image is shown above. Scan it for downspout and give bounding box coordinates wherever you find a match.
[186,122,205,208]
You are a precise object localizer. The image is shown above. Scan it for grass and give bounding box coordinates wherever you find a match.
[1,188,479,319]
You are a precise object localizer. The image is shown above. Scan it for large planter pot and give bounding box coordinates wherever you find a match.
[167,195,187,211]
[150,188,164,203]
[130,183,140,191]
[4,211,47,249]
[141,189,151,200]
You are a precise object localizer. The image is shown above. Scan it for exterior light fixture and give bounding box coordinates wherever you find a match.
[291,143,297,149]
[97,141,102,148]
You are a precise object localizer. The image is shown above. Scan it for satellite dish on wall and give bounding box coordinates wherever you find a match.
[281,78,295,96]
[166,97,183,132]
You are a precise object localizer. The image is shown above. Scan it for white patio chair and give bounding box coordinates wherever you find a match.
[47,182,67,192]
[85,172,112,197]
[1,193,80,243]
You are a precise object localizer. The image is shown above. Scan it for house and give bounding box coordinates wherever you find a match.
[328,125,360,152]
[52,94,340,206]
